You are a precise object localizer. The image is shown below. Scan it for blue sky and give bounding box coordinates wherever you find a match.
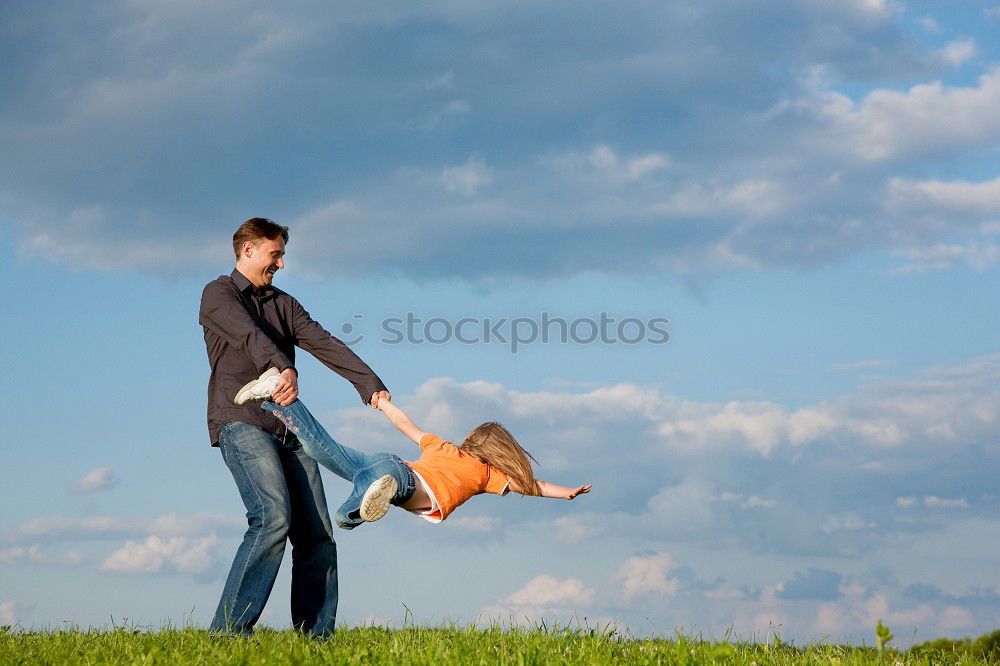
[2,0,999,644]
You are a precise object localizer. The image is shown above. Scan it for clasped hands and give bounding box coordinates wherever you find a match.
[270,368,391,409]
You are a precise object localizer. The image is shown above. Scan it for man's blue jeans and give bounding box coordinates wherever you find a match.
[262,400,415,529]
[211,421,338,636]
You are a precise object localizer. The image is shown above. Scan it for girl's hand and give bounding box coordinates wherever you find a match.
[370,390,391,409]
[534,480,592,500]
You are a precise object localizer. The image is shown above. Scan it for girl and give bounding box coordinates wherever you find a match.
[235,369,591,529]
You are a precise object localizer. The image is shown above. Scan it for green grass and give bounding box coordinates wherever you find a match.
[2,625,997,666]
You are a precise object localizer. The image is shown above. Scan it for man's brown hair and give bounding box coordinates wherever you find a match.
[232,217,290,260]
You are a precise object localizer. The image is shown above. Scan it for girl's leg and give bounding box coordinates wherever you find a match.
[334,456,416,530]
[262,399,376,482]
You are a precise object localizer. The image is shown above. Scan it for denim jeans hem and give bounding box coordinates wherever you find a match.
[335,456,416,530]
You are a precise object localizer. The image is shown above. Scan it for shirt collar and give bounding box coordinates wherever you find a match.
[230,268,254,294]
[230,267,275,298]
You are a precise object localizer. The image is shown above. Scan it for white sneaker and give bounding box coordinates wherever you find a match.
[359,475,397,522]
[234,368,282,405]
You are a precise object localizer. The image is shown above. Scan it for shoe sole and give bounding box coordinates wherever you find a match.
[360,475,397,522]
[234,368,281,405]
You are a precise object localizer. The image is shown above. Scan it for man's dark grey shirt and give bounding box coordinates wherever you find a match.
[199,268,387,446]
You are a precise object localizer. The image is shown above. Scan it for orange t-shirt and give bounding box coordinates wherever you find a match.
[405,433,511,522]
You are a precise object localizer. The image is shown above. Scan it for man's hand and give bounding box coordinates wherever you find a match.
[272,368,299,406]
[370,390,391,409]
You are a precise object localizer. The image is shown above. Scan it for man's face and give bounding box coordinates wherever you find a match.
[240,236,286,288]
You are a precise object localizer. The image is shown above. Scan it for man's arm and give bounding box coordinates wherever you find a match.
[288,297,388,404]
[377,400,425,446]
[199,280,294,374]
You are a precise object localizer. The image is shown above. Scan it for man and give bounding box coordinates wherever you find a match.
[199,218,389,637]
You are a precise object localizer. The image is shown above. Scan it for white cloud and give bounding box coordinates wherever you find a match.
[144,514,243,536]
[704,587,747,600]
[100,534,218,574]
[320,354,999,565]
[650,486,772,519]
[842,0,895,22]
[656,400,838,456]
[442,155,492,195]
[648,178,788,219]
[846,418,904,446]
[749,611,791,639]
[504,574,596,607]
[586,145,670,182]
[816,593,937,636]
[448,516,499,532]
[796,67,1000,161]
[0,545,49,564]
[939,605,974,631]
[662,355,999,455]
[741,496,778,509]
[0,545,85,566]
[797,0,897,26]
[70,466,118,493]
[7,0,997,282]
[890,241,1000,274]
[0,601,17,626]
[829,359,891,371]
[329,377,660,461]
[327,352,1000,476]
[480,574,598,620]
[888,175,1000,217]
[822,513,876,533]
[616,552,680,601]
[647,480,716,530]
[552,516,602,543]
[9,515,127,541]
[922,496,969,509]
[937,39,976,68]
[19,212,230,275]
[421,71,455,91]
[5,512,243,543]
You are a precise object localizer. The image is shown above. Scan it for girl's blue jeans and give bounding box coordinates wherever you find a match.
[262,400,415,529]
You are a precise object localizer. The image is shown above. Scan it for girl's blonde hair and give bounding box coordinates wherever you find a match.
[461,422,540,496]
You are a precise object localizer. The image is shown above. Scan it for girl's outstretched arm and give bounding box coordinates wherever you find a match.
[377,400,426,446]
[512,480,592,499]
